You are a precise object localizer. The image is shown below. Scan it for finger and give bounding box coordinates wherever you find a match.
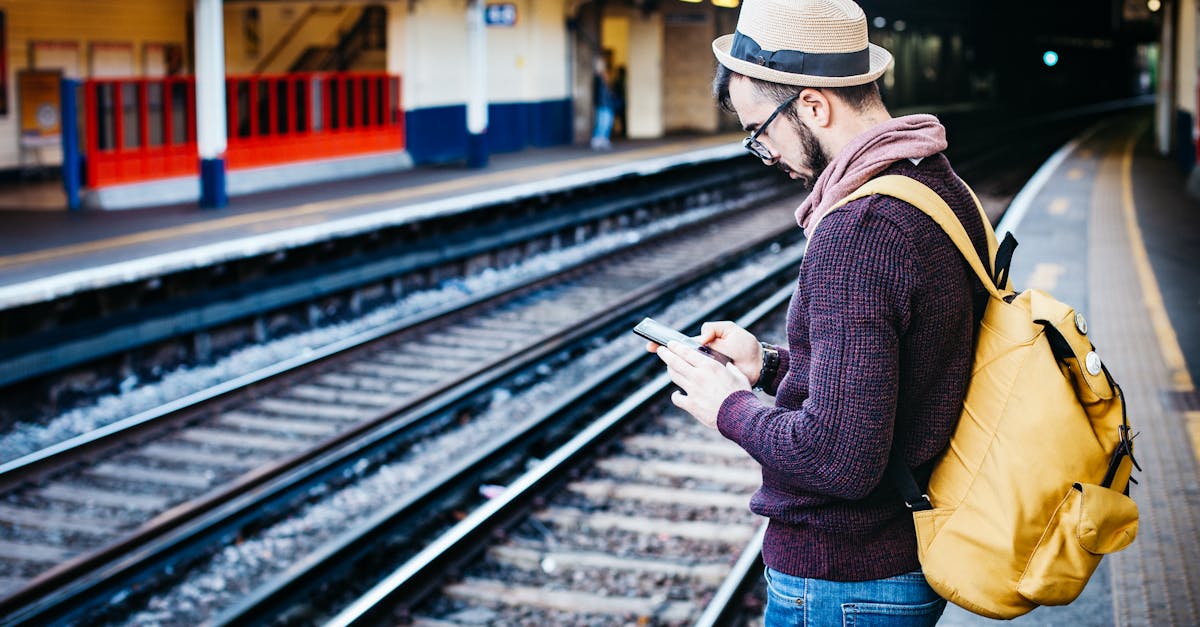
[658,350,699,389]
[698,321,731,344]
[725,361,750,386]
[645,340,661,354]
[703,320,735,339]
[656,342,690,369]
[662,356,690,383]
[666,340,707,368]
[670,389,697,415]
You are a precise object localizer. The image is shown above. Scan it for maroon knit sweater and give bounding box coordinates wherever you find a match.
[716,154,989,581]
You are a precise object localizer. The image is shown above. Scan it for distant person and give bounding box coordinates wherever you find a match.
[647,0,990,624]
[591,56,615,150]
[612,65,627,137]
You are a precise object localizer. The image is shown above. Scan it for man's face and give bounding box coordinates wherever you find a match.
[729,77,829,189]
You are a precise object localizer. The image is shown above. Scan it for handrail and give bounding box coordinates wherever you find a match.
[293,4,385,73]
[333,5,387,71]
[81,72,402,187]
[253,6,331,75]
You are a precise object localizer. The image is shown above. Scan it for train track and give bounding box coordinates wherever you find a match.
[183,247,799,627]
[0,104,1141,625]
[387,403,769,627]
[319,287,795,627]
[243,109,1128,625]
[0,156,770,429]
[0,188,803,625]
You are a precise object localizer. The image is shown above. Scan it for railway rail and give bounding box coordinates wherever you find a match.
[205,108,1130,625]
[0,103,1145,626]
[317,288,795,627]
[135,239,800,627]
[0,186,804,625]
[0,157,773,428]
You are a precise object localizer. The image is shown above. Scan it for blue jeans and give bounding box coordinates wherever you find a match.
[592,105,613,142]
[764,567,946,626]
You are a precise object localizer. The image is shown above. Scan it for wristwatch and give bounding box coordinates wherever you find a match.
[754,342,780,392]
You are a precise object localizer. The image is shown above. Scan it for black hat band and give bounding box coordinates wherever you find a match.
[731,31,869,77]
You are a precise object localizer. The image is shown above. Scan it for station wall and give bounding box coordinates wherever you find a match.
[662,3,724,134]
[401,0,571,164]
[0,0,190,170]
[626,10,663,139]
[223,3,382,75]
[220,0,572,165]
[593,5,664,140]
[589,2,736,140]
[0,0,573,174]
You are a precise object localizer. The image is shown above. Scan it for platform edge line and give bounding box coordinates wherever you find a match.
[0,141,744,310]
[1119,120,1196,393]
[994,120,1107,240]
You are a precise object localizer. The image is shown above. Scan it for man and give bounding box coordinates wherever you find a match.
[649,1,991,624]
[591,53,615,150]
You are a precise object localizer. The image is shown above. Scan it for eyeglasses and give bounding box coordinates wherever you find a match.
[743,93,800,161]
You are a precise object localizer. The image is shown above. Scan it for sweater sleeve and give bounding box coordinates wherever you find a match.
[716,205,917,500]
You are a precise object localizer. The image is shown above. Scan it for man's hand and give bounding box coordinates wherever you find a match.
[653,340,751,429]
[696,321,764,385]
[643,320,763,385]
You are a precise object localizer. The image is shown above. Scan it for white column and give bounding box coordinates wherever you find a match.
[195,0,228,208]
[1157,0,1176,156]
[466,0,489,167]
[1179,0,1200,196]
[627,12,664,139]
[1177,0,1197,132]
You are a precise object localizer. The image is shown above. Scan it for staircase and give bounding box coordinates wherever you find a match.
[253,4,387,75]
[290,5,388,72]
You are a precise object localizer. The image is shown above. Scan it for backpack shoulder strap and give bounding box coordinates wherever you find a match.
[831,174,1003,299]
[962,182,1000,273]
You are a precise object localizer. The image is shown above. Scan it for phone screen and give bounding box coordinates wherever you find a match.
[633,317,731,364]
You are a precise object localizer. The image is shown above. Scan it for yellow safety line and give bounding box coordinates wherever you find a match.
[1120,122,1196,393]
[0,136,736,270]
[1188,411,1200,466]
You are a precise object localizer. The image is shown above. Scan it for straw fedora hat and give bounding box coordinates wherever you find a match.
[712,0,892,87]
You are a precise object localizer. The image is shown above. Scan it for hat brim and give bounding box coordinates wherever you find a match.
[712,33,891,88]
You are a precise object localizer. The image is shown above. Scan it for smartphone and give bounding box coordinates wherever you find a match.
[633,317,731,365]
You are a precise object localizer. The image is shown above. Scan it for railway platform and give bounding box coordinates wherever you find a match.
[0,133,744,310]
[940,111,1200,625]
[0,106,1197,625]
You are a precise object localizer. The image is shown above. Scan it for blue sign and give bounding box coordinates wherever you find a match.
[485,3,517,27]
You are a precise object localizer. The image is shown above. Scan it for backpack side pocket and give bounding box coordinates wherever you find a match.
[1017,483,1138,606]
[912,507,951,565]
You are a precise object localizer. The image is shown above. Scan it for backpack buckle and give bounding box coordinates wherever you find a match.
[905,495,934,511]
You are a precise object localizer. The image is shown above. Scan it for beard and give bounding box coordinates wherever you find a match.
[780,120,829,191]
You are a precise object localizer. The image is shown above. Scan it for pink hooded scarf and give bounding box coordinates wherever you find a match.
[796,114,948,232]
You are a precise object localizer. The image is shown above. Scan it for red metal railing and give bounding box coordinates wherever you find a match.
[83,72,404,188]
[84,78,197,187]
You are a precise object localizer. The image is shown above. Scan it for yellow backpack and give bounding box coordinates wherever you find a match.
[832,175,1141,619]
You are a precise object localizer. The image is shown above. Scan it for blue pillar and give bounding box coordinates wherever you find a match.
[466,132,488,169]
[60,78,82,211]
[200,158,228,208]
[1177,110,1196,174]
